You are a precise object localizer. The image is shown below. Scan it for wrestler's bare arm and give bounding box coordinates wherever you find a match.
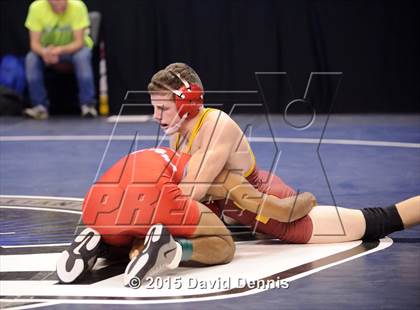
[178,116,238,201]
[207,170,316,222]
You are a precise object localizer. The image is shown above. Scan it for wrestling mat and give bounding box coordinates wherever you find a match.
[0,196,392,307]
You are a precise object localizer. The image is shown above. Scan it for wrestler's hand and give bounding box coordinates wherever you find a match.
[129,237,145,260]
[263,192,316,222]
[304,192,317,208]
[288,192,317,220]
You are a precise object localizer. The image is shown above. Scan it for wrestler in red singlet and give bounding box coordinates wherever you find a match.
[82,147,198,246]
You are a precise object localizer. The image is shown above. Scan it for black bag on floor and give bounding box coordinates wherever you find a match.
[0,85,24,116]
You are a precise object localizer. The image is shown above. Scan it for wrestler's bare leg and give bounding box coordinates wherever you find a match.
[129,203,234,264]
[206,170,316,222]
[307,206,366,243]
[189,203,235,264]
[396,196,420,228]
[308,196,420,243]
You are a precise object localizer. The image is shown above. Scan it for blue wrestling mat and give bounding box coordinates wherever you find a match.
[0,114,419,309]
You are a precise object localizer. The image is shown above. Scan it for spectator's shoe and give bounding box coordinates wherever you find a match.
[123,224,182,288]
[23,105,49,120]
[56,227,102,283]
[81,105,98,118]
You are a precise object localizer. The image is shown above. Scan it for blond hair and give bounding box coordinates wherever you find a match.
[147,63,203,93]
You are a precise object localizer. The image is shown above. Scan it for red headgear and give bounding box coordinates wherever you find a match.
[169,70,204,120]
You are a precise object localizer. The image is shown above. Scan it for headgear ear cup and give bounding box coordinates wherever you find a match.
[175,83,203,119]
[168,70,204,120]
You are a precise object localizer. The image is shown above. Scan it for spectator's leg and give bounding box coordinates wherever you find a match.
[25,51,48,108]
[71,47,96,106]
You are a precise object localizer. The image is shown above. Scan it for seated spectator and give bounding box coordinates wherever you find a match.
[23,0,97,119]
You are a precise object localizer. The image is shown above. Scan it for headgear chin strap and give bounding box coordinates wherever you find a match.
[168,70,204,120]
[163,113,189,136]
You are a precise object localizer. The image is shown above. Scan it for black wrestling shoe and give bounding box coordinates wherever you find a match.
[123,224,182,289]
[56,227,102,283]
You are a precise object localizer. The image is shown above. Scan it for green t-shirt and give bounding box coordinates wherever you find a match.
[25,0,93,48]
